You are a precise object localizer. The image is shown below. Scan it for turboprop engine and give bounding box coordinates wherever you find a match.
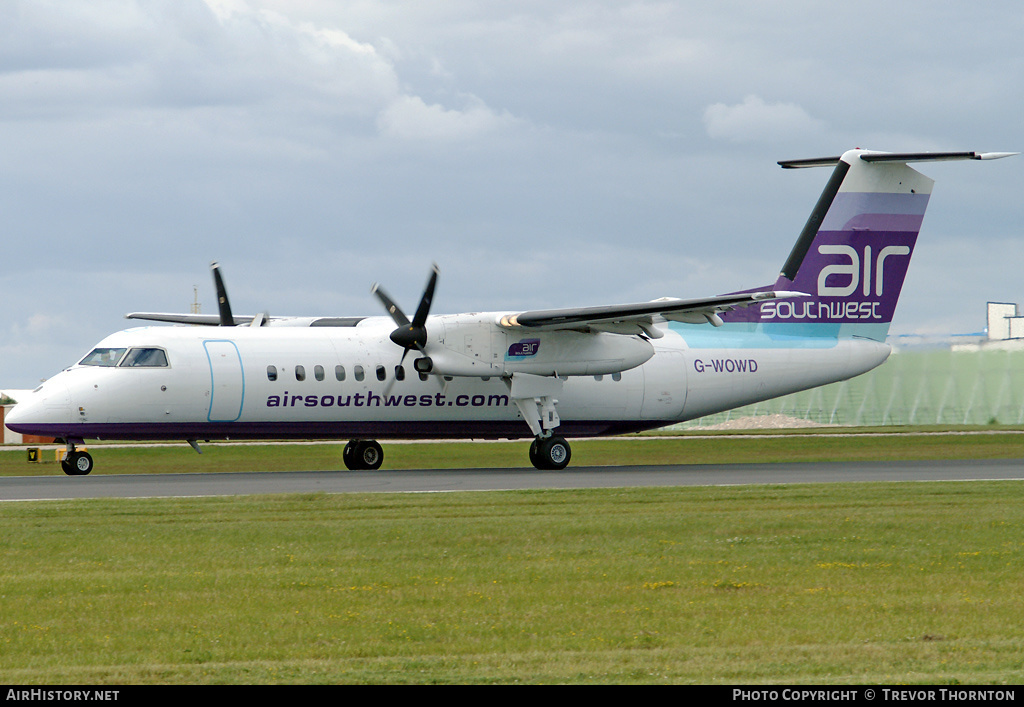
[415,314,654,378]
[372,266,654,380]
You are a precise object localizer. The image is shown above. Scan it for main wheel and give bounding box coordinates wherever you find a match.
[342,440,361,470]
[343,440,384,470]
[357,440,384,470]
[61,451,94,476]
[529,438,543,469]
[531,436,571,470]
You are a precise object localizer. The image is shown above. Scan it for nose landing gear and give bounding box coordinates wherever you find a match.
[60,443,94,476]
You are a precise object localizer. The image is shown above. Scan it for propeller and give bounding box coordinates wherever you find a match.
[211,261,235,326]
[210,261,268,327]
[371,263,439,367]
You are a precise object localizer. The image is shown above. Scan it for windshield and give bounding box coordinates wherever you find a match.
[120,348,169,368]
[79,348,127,367]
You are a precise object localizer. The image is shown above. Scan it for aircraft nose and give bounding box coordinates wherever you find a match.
[3,382,73,434]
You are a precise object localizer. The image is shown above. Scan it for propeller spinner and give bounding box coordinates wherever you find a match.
[371,264,439,366]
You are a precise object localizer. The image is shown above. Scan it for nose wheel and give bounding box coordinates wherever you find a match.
[529,435,571,470]
[61,450,94,476]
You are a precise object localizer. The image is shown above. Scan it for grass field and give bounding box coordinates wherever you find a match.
[2,431,1024,684]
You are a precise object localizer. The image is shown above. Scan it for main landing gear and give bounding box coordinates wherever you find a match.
[343,439,384,470]
[529,435,571,471]
[508,373,571,471]
[60,442,94,476]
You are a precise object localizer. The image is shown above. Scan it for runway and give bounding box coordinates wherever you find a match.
[2,458,1024,501]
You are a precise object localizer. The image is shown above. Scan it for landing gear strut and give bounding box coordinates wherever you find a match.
[60,442,94,476]
[343,439,384,470]
[507,373,571,470]
[529,435,571,471]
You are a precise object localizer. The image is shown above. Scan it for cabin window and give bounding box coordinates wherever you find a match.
[376,365,386,382]
[314,365,325,382]
[335,365,346,382]
[354,365,364,382]
[79,348,127,367]
[120,348,169,368]
[267,365,278,382]
[394,365,405,381]
[295,365,306,382]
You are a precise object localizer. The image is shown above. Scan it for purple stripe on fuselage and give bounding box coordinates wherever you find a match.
[9,419,670,442]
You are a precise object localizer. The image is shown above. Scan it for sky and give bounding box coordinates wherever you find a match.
[2,1,1022,388]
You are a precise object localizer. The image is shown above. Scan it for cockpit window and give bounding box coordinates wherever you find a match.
[119,348,169,368]
[79,348,127,367]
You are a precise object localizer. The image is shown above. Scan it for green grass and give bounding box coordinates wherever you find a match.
[3,430,1024,683]
[2,482,1024,684]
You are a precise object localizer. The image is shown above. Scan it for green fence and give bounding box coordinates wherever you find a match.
[679,346,1024,427]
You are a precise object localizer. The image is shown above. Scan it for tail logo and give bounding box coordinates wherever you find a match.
[758,232,917,324]
[817,244,910,297]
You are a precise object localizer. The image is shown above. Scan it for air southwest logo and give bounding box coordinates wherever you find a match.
[761,244,910,321]
[507,339,540,358]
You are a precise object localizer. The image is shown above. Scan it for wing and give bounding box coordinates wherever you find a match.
[498,289,806,338]
[125,262,369,327]
[125,312,368,328]
[125,312,253,326]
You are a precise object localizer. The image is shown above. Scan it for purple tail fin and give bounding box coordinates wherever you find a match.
[728,149,940,340]
[719,150,1014,340]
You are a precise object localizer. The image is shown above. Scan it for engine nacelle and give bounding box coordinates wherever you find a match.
[500,330,654,376]
[422,314,654,378]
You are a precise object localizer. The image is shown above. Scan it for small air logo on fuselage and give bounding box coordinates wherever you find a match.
[507,339,541,358]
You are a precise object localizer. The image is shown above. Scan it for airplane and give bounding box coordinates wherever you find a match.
[4,148,1016,476]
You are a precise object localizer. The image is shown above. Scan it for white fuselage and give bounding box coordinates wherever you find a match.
[5,313,890,443]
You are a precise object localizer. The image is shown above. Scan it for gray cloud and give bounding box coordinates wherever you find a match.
[0,0,1021,387]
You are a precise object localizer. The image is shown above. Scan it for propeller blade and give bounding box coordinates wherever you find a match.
[412,264,439,329]
[211,261,235,326]
[370,282,411,328]
[371,265,440,354]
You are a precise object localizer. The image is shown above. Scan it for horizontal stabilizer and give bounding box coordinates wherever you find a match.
[780,150,1018,169]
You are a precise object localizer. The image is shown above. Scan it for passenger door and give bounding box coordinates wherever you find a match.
[204,340,244,422]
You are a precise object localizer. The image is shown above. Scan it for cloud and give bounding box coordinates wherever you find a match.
[0,1,1021,390]
[377,94,521,141]
[703,95,824,143]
